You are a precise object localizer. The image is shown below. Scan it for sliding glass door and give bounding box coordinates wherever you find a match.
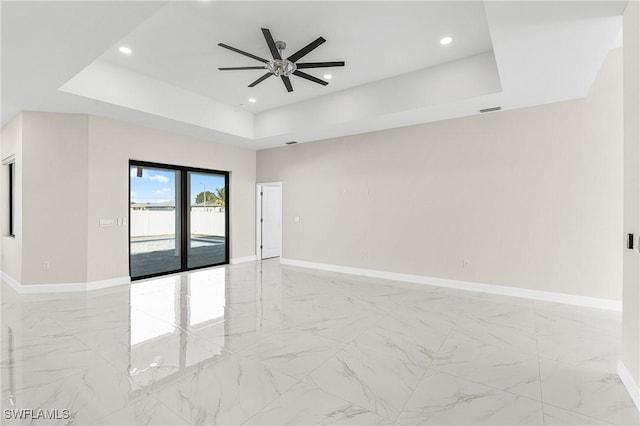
[188,171,227,269]
[129,161,229,279]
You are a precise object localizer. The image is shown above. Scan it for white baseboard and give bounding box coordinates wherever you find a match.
[280,258,622,311]
[1,271,130,294]
[1,272,22,293]
[230,255,257,265]
[86,276,131,291]
[618,360,640,411]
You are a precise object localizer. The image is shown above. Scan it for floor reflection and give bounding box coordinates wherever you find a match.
[1,261,281,424]
[129,270,228,387]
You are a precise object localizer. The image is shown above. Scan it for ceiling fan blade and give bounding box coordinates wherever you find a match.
[261,28,281,60]
[295,61,345,69]
[218,66,267,70]
[248,72,273,87]
[293,70,328,86]
[287,37,326,63]
[218,43,269,64]
[281,76,293,92]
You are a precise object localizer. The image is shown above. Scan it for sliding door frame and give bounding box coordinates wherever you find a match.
[129,160,230,280]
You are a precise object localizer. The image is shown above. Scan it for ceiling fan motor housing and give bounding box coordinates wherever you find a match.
[267,59,297,77]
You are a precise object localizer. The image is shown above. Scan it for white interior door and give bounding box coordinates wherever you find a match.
[260,184,282,259]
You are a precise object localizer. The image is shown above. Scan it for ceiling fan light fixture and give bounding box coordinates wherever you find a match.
[119,46,133,55]
[323,74,333,80]
[248,98,257,103]
[267,59,297,77]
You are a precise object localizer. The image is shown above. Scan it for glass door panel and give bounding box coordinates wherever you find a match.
[130,165,181,278]
[188,171,227,269]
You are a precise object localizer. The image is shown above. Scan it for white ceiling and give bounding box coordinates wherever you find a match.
[99,1,493,112]
[1,1,627,150]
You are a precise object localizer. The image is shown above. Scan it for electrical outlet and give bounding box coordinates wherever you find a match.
[463,259,470,269]
[43,261,51,270]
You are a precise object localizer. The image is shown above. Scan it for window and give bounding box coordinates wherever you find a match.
[5,161,15,237]
[9,163,13,236]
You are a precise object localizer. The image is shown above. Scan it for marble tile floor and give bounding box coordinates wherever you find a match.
[0,259,637,425]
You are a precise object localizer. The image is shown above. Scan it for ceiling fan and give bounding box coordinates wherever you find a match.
[218,28,345,93]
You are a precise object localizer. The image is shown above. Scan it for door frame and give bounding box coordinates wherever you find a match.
[129,160,230,280]
[256,182,282,260]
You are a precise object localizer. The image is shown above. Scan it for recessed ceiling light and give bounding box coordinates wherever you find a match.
[248,98,257,103]
[119,46,133,55]
[440,36,453,45]
[323,74,333,80]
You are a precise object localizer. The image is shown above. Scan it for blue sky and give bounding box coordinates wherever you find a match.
[130,167,225,204]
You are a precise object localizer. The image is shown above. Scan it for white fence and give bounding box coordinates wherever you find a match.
[191,210,226,236]
[131,210,225,238]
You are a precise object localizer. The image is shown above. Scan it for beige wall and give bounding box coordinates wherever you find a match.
[0,112,256,285]
[0,113,23,283]
[257,48,623,301]
[86,116,256,282]
[622,0,640,389]
[21,112,89,285]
